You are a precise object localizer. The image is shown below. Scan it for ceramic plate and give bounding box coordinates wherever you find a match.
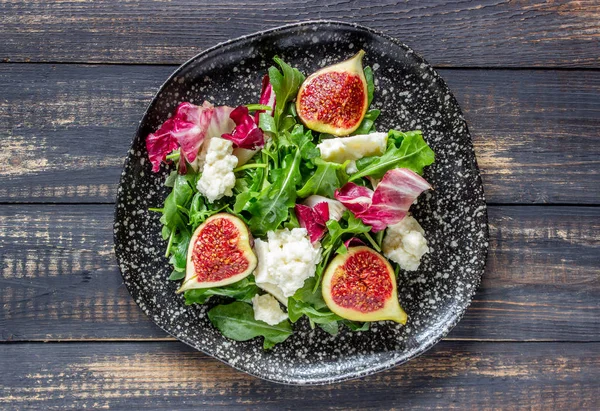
[114,21,488,385]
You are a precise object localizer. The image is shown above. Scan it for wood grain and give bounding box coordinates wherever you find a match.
[1,1,599,67]
[0,341,597,409]
[1,64,599,204]
[1,205,598,342]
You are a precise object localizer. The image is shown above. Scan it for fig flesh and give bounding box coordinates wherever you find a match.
[322,246,407,323]
[296,50,369,136]
[177,213,257,293]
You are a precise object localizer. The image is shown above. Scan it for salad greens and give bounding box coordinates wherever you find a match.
[208,302,293,350]
[147,56,436,350]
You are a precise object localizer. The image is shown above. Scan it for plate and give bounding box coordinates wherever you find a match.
[114,21,488,385]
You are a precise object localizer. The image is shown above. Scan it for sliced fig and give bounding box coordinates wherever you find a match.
[322,246,407,324]
[296,50,369,136]
[177,213,257,293]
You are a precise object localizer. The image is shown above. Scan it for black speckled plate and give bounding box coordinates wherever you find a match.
[114,21,488,385]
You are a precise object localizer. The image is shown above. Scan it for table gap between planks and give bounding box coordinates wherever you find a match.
[1,1,599,409]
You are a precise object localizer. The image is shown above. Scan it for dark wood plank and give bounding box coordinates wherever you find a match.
[0,341,597,409]
[1,205,598,342]
[1,1,599,67]
[1,64,599,204]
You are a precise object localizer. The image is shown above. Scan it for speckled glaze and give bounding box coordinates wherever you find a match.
[114,21,488,385]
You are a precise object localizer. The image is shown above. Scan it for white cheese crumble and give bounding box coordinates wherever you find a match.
[253,228,322,299]
[252,293,288,325]
[317,132,388,164]
[382,215,429,271]
[196,137,238,203]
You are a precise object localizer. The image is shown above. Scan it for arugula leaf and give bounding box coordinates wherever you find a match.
[297,158,348,198]
[247,153,301,236]
[349,130,435,181]
[364,66,374,106]
[188,193,228,228]
[288,278,343,335]
[342,320,370,332]
[352,109,380,135]
[246,125,316,236]
[183,276,259,305]
[168,231,190,272]
[258,112,277,134]
[168,269,185,281]
[318,321,340,335]
[161,173,194,232]
[208,302,293,349]
[268,57,305,131]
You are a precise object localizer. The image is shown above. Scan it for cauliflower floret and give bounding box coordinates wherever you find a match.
[196,137,238,203]
[253,228,322,299]
[382,215,429,271]
[252,293,288,325]
[317,132,387,164]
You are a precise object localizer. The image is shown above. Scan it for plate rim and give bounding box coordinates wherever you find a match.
[113,20,489,385]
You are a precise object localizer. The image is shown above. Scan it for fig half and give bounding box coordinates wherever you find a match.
[177,213,257,293]
[322,246,407,324]
[296,50,369,136]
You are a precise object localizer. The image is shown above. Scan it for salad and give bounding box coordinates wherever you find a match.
[146,51,435,349]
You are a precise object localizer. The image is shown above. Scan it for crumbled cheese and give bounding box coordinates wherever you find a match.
[382,215,429,271]
[253,228,322,298]
[345,160,359,174]
[196,137,238,203]
[252,293,288,325]
[317,132,387,164]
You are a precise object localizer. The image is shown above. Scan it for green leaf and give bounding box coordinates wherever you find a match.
[188,193,228,228]
[164,170,178,188]
[268,57,305,130]
[258,112,277,134]
[288,278,343,331]
[288,299,342,325]
[364,66,374,106]
[292,277,328,310]
[297,158,348,198]
[351,109,380,135]
[168,231,190,272]
[246,125,316,236]
[168,269,186,281]
[247,152,301,236]
[318,321,340,336]
[183,276,259,305]
[161,173,194,231]
[208,302,293,349]
[342,320,370,332]
[349,130,435,181]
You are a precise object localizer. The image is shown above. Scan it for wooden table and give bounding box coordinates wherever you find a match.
[1,1,599,409]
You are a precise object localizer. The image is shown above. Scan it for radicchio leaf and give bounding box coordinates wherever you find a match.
[146,120,181,172]
[221,106,265,150]
[344,237,366,248]
[295,203,329,243]
[333,183,373,216]
[145,101,235,173]
[254,75,276,122]
[303,195,346,221]
[335,168,431,232]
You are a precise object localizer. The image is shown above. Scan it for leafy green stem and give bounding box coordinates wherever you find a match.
[166,149,180,161]
[245,104,273,112]
[233,163,268,173]
[164,229,175,258]
[363,232,381,252]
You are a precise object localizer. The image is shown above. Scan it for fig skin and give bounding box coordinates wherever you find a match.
[296,50,369,136]
[322,246,407,324]
[177,213,257,293]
